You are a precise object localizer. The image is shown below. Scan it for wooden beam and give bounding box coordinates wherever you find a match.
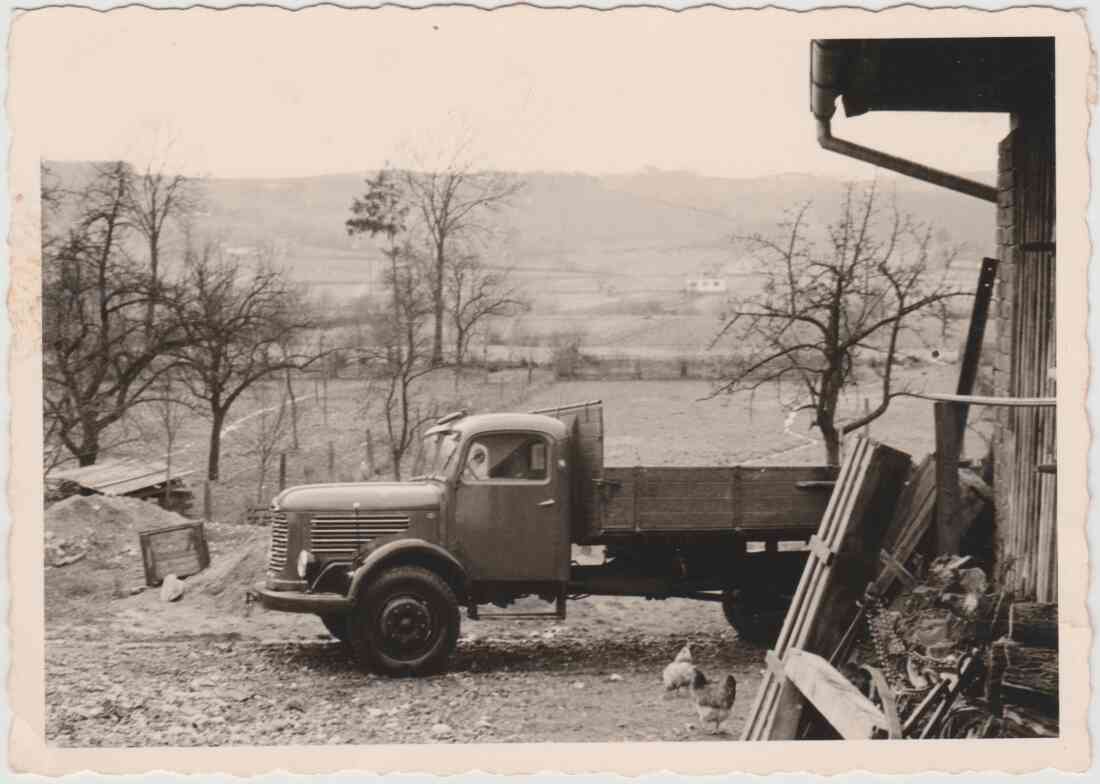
[784,649,888,740]
[934,402,964,555]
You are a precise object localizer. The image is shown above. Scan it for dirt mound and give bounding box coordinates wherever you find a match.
[186,531,270,613]
[47,494,190,548]
[45,495,195,622]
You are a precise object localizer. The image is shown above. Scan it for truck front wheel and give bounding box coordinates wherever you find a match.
[722,590,787,647]
[349,566,460,677]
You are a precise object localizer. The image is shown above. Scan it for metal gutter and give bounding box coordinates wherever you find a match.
[815,118,997,203]
[810,40,998,204]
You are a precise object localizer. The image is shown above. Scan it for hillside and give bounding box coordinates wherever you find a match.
[45,162,997,308]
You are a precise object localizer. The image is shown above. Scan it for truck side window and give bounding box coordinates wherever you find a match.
[461,434,548,482]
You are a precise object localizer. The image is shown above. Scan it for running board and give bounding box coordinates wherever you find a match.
[467,592,566,621]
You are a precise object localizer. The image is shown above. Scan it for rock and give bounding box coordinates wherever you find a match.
[572,681,585,690]
[431,723,453,738]
[367,708,384,718]
[608,673,623,682]
[160,575,185,602]
[286,699,305,712]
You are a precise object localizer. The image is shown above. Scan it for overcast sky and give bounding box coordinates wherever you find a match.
[13,6,1009,180]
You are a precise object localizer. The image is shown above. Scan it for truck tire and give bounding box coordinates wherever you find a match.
[722,590,787,647]
[349,566,460,677]
[319,613,349,643]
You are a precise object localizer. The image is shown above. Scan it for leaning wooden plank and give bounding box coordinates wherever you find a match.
[740,440,866,738]
[754,438,875,739]
[764,440,912,740]
[744,439,875,740]
[765,439,902,738]
[742,438,878,740]
[784,649,889,740]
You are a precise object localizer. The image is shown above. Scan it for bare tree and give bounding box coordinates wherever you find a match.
[42,162,186,466]
[359,245,438,480]
[712,183,966,465]
[238,382,291,504]
[445,252,527,365]
[168,244,317,480]
[150,368,194,507]
[124,163,200,338]
[348,160,524,365]
[401,162,524,365]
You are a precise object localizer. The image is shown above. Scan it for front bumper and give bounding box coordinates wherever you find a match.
[251,584,353,615]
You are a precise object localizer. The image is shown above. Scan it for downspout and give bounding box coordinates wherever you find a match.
[811,40,998,204]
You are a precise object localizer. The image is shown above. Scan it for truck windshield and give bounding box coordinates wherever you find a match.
[422,431,462,479]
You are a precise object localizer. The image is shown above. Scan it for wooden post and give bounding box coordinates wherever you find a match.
[327,441,335,482]
[203,480,212,521]
[934,401,964,555]
[954,257,999,442]
[278,452,287,491]
[862,398,871,438]
[365,430,376,477]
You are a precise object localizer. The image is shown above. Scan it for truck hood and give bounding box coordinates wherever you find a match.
[273,481,443,513]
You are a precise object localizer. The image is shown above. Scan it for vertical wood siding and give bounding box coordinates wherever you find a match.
[993,112,1057,602]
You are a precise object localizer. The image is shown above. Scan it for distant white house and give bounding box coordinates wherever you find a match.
[684,276,728,295]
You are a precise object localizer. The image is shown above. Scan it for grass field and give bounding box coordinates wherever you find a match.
[525,360,992,467]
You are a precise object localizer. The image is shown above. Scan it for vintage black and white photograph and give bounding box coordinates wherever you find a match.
[7,3,1091,775]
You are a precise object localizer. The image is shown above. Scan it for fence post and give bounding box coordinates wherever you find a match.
[862,398,871,438]
[278,452,287,491]
[365,430,375,477]
[203,480,212,521]
[327,441,335,482]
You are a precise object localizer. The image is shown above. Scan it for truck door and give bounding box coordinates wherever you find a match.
[452,431,567,582]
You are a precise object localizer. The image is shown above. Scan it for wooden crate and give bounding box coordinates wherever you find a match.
[138,521,210,587]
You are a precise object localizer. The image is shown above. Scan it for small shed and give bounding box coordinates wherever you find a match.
[49,459,194,514]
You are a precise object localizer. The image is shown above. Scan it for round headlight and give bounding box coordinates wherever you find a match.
[296,550,315,578]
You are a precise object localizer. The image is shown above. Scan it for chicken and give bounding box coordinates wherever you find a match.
[662,643,696,694]
[690,669,737,734]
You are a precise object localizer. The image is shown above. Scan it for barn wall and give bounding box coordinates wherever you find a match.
[992,107,1057,602]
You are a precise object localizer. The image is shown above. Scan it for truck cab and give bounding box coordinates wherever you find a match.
[253,411,574,675]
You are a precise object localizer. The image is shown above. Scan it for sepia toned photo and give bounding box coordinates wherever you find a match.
[6,3,1092,776]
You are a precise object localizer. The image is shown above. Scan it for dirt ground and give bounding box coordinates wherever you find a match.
[44,358,981,747]
[47,583,758,746]
[46,522,758,747]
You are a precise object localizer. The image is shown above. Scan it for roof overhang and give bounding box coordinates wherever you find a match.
[811,37,1054,122]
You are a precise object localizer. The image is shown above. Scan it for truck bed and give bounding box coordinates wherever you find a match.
[590,464,837,540]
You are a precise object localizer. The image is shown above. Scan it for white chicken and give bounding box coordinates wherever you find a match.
[662,642,696,694]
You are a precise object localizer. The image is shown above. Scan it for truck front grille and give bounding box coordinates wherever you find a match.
[310,514,410,560]
[268,511,289,572]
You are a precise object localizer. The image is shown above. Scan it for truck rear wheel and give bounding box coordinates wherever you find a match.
[349,566,460,677]
[722,590,787,647]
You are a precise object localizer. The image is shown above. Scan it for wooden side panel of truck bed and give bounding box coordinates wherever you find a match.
[595,465,838,537]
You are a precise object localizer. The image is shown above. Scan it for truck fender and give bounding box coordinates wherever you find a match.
[347,539,469,602]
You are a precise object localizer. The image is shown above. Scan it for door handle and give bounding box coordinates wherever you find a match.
[537,498,556,507]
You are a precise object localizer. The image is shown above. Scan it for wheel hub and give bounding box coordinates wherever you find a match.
[381,596,432,648]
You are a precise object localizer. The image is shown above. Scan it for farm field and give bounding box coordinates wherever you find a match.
[525,360,991,467]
